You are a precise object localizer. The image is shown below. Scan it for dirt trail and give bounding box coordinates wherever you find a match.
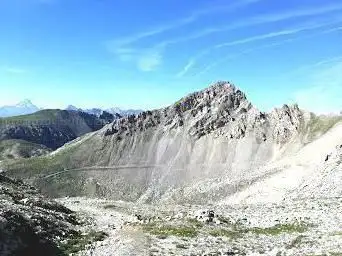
[58,198,151,256]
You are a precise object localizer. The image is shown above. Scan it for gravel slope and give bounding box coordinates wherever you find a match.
[58,197,342,256]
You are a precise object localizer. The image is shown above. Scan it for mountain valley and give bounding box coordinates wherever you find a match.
[1,82,342,255]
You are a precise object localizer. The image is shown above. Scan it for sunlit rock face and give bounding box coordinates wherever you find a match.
[2,81,342,205]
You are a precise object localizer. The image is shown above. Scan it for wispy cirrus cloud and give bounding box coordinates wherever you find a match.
[174,3,342,76]
[105,0,261,72]
[107,1,342,73]
[214,20,332,49]
[161,2,342,52]
[176,59,196,78]
[294,55,342,74]
[109,0,262,47]
[246,2,342,25]
[181,20,342,77]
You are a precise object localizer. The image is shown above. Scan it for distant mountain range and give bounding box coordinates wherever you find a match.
[0,101,143,158]
[0,100,40,117]
[0,109,117,151]
[66,105,143,117]
[0,100,143,118]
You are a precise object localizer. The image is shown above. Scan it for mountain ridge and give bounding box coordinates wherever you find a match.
[65,105,143,117]
[2,81,342,204]
[0,109,116,150]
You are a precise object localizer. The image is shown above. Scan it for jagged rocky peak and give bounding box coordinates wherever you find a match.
[269,103,304,143]
[103,81,305,143]
[171,81,249,114]
[103,81,258,138]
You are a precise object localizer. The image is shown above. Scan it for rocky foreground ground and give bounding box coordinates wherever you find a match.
[58,197,342,256]
[0,174,108,256]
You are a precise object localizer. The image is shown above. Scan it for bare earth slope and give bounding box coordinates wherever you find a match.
[2,82,342,205]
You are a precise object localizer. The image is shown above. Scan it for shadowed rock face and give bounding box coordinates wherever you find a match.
[2,82,342,204]
[0,109,117,150]
[0,174,79,256]
[0,139,51,160]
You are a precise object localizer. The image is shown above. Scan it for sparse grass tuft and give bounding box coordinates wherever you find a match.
[286,235,306,249]
[331,231,342,236]
[209,229,242,239]
[176,243,188,249]
[187,218,204,228]
[217,216,231,224]
[143,224,198,238]
[208,221,310,239]
[247,223,309,235]
[103,204,117,209]
[304,113,342,142]
[58,230,108,254]
[307,253,342,256]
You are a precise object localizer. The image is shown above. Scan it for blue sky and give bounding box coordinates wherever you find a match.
[0,0,341,113]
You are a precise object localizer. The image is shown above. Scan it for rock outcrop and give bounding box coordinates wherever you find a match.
[104,82,302,143]
[0,174,79,255]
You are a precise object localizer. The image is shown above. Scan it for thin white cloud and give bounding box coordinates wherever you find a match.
[322,26,342,33]
[108,0,262,47]
[106,0,262,71]
[176,59,196,78]
[152,2,342,51]
[172,6,342,77]
[137,51,162,72]
[248,2,342,25]
[3,67,27,74]
[312,56,342,67]
[214,21,329,49]
[215,29,298,48]
[107,1,342,73]
[108,17,195,47]
[190,22,342,77]
[295,56,342,74]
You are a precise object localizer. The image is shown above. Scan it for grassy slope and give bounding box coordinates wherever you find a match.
[301,113,342,143]
[0,109,59,123]
[0,133,102,197]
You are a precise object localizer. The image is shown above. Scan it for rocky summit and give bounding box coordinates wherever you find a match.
[1,81,342,255]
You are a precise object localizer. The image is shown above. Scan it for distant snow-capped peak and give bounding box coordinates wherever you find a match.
[0,99,40,117]
[16,99,35,108]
